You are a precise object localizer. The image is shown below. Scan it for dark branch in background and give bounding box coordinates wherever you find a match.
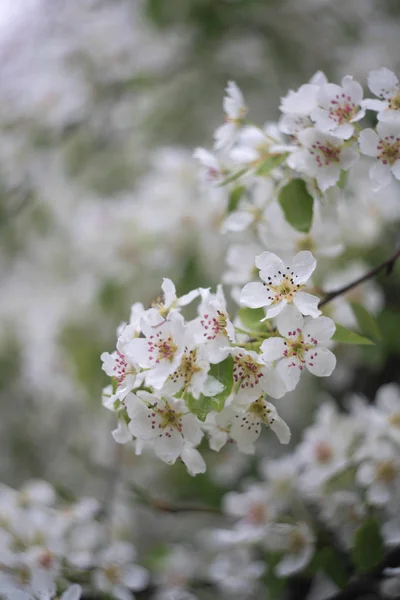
[327,545,400,600]
[319,247,400,308]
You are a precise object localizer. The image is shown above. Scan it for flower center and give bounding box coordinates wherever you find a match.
[288,530,307,554]
[310,140,341,166]
[264,271,303,304]
[329,93,358,124]
[283,329,317,370]
[377,135,400,165]
[104,563,121,584]
[151,400,183,434]
[389,90,400,110]
[248,396,271,423]
[315,441,333,464]
[296,236,315,253]
[247,503,268,525]
[200,310,229,340]
[389,413,400,428]
[38,550,55,570]
[376,460,397,483]
[148,333,178,363]
[233,355,264,389]
[114,351,136,383]
[170,349,202,386]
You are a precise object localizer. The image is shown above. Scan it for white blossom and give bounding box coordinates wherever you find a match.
[260,307,336,391]
[240,250,320,319]
[359,121,400,189]
[288,128,358,191]
[214,81,247,150]
[311,75,365,139]
[364,67,400,122]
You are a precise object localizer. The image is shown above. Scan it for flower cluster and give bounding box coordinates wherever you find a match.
[102,257,337,473]
[200,383,400,593]
[0,480,149,600]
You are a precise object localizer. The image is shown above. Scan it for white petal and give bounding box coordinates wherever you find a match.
[276,305,304,337]
[290,251,316,284]
[260,337,286,361]
[179,289,200,306]
[270,416,291,444]
[122,565,149,590]
[221,211,254,233]
[231,415,261,451]
[359,129,379,156]
[370,161,393,189]
[368,67,398,99]
[262,367,287,399]
[181,414,203,446]
[240,282,272,308]
[293,292,321,318]
[392,160,400,180]
[155,430,183,463]
[181,445,206,475]
[162,278,177,308]
[362,98,388,112]
[125,338,150,367]
[264,299,288,319]
[340,147,359,170]
[61,585,82,600]
[256,251,286,281]
[306,347,336,377]
[276,357,301,391]
[112,420,132,444]
[368,483,390,506]
[317,165,341,191]
[302,316,336,343]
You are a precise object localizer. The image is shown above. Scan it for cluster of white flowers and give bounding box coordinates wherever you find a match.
[101,251,338,473]
[197,383,400,591]
[0,480,149,600]
[102,68,400,474]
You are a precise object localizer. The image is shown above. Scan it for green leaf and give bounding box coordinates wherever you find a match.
[218,168,248,187]
[238,307,266,331]
[227,185,245,213]
[323,466,357,495]
[332,324,374,346]
[278,178,314,233]
[337,169,348,189]
[183,356,234,420]
[184,393,220,421]
[255,153,288,176]
[352,518,384,574]
[315,548,349,589]
[209,355,234,405]
[350,302,382,343]
[263,552,288,599]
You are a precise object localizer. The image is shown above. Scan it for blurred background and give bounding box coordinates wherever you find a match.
[1,0,400,587]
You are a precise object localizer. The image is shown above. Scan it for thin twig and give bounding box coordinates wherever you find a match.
[327,545,400,600]
[320,247,400,308]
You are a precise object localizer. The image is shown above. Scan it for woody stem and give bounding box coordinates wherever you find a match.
[319,247,400,308]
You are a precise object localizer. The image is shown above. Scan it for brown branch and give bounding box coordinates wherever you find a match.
[319,247,400,308]
[327,545,400,600]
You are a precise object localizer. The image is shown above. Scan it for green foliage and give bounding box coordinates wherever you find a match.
[237,306,266,331]
[351,518,384,574]
[263,552,287,599]
[278,178,314,233]
[308,547,349,589]
[255,153,288,176]
[323,466,357,495]
[218,168,248,187]
[184,356,233,420]
[228,185,246,213]
[350,302,382,343]
[332,324,374,345]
